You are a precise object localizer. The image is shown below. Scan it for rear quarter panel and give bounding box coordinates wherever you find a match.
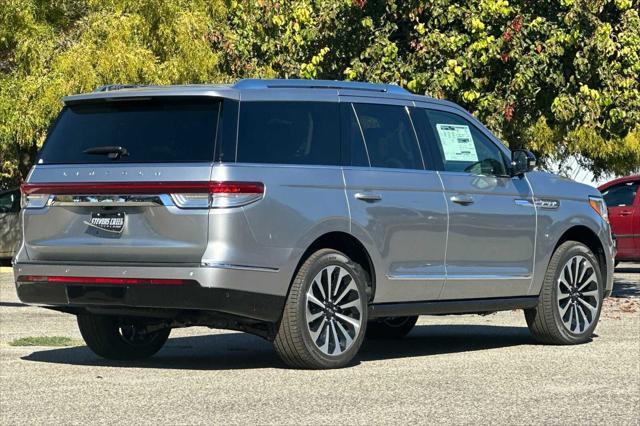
[203,163,350,296]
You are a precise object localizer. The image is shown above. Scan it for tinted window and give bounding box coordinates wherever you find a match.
[215,99,239,162]
[353,103,423,170]
[39,99,219,164]
[602,182,638,207]
[237,102,340,165]
[340,103,369,167]
[424,110,508,176]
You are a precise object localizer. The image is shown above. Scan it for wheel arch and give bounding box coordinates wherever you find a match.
[553,225,607,284]
[290,232,376,302]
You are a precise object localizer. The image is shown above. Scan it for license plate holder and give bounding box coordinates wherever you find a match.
[87,212,125,234]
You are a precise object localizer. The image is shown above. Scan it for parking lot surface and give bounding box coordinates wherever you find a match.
[0,265,638,425]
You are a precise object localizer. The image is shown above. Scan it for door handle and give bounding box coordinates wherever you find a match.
[618,210,632,216]
[355,192,382,202]
[450,194,474,206]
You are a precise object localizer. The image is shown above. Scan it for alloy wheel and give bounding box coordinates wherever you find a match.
[557,255,600,334]
[305,265,363,356]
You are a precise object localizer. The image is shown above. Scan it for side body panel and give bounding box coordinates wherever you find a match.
[526,172,615,296]
[437,172,536,299]
[344,167,448,303]
[204,163,350,297]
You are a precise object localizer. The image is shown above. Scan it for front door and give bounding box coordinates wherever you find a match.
[602,180,639,260]
[413,106,536,299]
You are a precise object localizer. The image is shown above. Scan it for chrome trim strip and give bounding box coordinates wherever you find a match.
[514,198,533,207]
[447,274,532,280]
[387,273,532,281]
[200,262,280,273]
[48,194,168,207]
[386,274,445,281]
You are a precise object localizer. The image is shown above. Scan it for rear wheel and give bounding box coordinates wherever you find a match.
[525,241,603,344]
[77,314,170,360]
[274,249,368,369]
[367,316,418,339]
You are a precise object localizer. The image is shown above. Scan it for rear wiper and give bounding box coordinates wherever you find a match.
[83,146,129,160]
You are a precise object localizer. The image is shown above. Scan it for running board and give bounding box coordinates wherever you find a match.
[368,296,539,318]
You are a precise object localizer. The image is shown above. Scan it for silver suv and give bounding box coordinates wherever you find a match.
[14,79,615,369]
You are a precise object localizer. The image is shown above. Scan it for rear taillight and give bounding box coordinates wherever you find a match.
[21,192,50,209]
[168,181,264,208]
[208,181,264,208]
[20,181,264,209]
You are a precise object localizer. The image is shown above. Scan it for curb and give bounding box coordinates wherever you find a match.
[0,267,13,274]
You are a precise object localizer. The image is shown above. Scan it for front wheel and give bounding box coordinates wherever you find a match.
[525,241,603,344]
[274,249,369,369]
[77,314,170,360]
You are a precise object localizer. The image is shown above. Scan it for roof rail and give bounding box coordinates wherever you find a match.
[233,79,410,95]
[94,84,149,92]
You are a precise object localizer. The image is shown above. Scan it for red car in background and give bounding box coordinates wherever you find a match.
[599,175,640,264]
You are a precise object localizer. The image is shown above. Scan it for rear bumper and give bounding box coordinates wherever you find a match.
[13,262,285,323]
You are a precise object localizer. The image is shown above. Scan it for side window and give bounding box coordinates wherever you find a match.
[0,190,20,213]
[340,103,369,167]
[352,103,424,170]
[215,99,238,162]
[237,102,340,166]
[424,110,508,176]
[602,182,638,207]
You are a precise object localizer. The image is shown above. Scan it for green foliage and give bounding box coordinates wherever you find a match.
[1,0,639,188]
[9,335,82,346]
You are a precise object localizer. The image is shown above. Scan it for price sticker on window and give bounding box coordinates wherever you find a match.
[436,124,478,162]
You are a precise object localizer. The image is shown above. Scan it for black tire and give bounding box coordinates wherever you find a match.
[525,241,603,345]
[274,249,369,369]
[77,314,170,360]
[367,316,418,339]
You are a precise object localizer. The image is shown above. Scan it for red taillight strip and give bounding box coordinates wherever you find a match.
[20,181,264,195]
[18,275,187,286]
[209,181,264,194]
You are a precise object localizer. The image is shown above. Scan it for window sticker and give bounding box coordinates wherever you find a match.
[435,124,478,162]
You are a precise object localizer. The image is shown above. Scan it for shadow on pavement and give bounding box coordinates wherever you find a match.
[0,301,28,308]
[611,280,640,299]
[21,324,535,370]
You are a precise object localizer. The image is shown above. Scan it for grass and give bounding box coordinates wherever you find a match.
[9,336,83,347]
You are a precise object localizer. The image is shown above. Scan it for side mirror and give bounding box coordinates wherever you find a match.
[511,149,536,177]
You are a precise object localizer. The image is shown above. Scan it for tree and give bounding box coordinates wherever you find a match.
[1,0,639,189]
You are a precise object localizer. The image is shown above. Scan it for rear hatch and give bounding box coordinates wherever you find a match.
[22,97,220,264]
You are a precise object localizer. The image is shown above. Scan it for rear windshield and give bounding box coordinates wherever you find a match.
[38,98,220,164]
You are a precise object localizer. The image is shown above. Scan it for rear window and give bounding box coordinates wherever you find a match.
[38,98,220,164]
[237,101,340,166]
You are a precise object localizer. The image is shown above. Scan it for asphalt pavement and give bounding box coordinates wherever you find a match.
[0,264,638,425]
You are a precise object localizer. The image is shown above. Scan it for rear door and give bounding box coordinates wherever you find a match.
[340,98,448,303]
[601,180,639,259]
[413,105,536,299]
[22,97,222,263]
